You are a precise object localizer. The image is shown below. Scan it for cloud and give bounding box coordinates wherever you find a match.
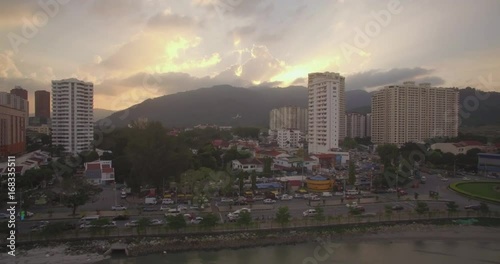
[291,77,306,86]
[146,10,201,31]
[346,67,445,91]
[0,51,23,78]
[87,0,146,20]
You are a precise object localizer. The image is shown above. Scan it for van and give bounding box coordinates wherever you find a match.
[145,197,157,205]
[80,215,100,224]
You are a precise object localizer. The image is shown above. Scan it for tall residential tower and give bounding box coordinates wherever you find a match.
[269,106,308,132]
[371,82,459,144]
[307,72,346,154]
[51,78,94,154]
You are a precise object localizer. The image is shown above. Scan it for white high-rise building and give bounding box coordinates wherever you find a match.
[307,72,346,154]
[276,129,303,148]
[346,113,367,138]
[371,82,459,144]
[269,106,308,132]
[51,78,94,154]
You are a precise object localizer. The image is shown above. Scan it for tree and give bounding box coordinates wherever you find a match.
[446,201,459,216]
[137,217,151,235]
[79,151,99,163]
[275,206,291,228]
[250,172,257,193]
[199,213,219,230]
[348,160,356,185]
[166,214,187,231]
[64,190,90,216]
[313,206,326,222]
[376,144,399,167]
[61,177,100,215]
[236,211,252,228]
[342,137,358,150]
[415,202,430,215]
[479,202,490,215]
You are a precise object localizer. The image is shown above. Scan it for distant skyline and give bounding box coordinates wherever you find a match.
[1,0,499,112]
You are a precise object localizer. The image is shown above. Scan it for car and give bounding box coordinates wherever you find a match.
[220,197,234,203]
[334,192,344,196]
[346,202,359,208]
[150,219,163,226]
[386,188,396,193]
[121,194,127,199]
[103,221,117,228]
[177,204,188,211]
[263,198,276,204]
[303,193,312,199]
[462,177,471,181]
[321,192,333,197]
[464,205,481,211]
[253,195,265,201]
[303,209,317,217]
[111,205,127,211]
[392,205,404,211]
[0,213,10,219]
[280,194,293,201]
[294,193,304,199]
[310,195,321,201]
[125,220,138,227]
[190,217,204,224]
[162,198,174,205]
[398,190,408,196]
[190,205,200,210]
[441,177,449,181]
[345,195,356,200]
[30,221,49,232]
[142,207,158,212]
[112,215,130,221]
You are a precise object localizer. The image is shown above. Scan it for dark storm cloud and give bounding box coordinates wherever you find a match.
[346,67,444,90]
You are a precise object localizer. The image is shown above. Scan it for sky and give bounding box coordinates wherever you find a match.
[1,0,500,112]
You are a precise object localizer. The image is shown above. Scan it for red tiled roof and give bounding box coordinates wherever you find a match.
[288,180,302,187]
[102,164,111,169]
[86,163,101,170]
[102,167,114,173]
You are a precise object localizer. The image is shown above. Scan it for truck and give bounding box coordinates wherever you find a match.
[145,197,157,205]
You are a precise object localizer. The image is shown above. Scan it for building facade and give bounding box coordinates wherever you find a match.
[345,113,367,139]
[10,86,29,127]
[366,113,372,138]
[0,92,28,157]
[269,106,308,132]
[371,82,459,144]
[35,90,50,119]
[307,72,346,154]
[52,78,94,154]
[276,129,303,148]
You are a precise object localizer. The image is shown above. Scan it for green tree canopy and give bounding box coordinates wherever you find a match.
[236,211,252,227]
[415,202,430,215]
[376,144,399,167]
[199,213,219,229]
[275,206,291,227]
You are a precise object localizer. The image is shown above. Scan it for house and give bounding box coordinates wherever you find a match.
[254,149,290,159]
[212,139,231,150]
[273,156,318,172]
[232,158,264,173]
[84,160,115,185]
[431,141,495,155]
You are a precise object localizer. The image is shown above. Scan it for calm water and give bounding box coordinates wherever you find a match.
[97,240,500,264]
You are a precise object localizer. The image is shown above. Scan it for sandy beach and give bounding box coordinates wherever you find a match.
[3,224,499,264]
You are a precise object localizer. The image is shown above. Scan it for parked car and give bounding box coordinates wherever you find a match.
[263,198,276,204]
[280,194,293,201]
[303,209,317,217]
[334,192,344,196]
[392,205,404,211]
[160,206,172,211]
[253,195,265,201]
[220,197,234,203]
[125,220,138,227]
[464,205,481,211]
[177,204,188,211]
[386,188,396,193]
[310,195,321,201]
[462,177,471,181]
[112,215,130,221]
[150,219,163,226]
[294,193,304,199]
[190,205,200,210]
[441,177,449,181]
[321,192,333,197]
[346,202,359,208]
[111,205,127,211]
[162,198,174,205]
[190,217,203,224]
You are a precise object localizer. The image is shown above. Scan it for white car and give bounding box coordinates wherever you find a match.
[462,177,471,181]
[125,220,138,227]
[150,219,163,226]
[346,202,358,208]
[303,209,317,217]
[221,197,234,203]
[310,195,321,201]
[111,205,127,211]
[321,192,333,197]
[386,188,396,193]
[177,204,188,211]
[160,206,172,211]
[263,198,276,204]
[190,217,203,224]
[294,193,304,199]
[280,194,293,201]
[334,192,344,196]
[162,199,174,205]
[441,177,449,181]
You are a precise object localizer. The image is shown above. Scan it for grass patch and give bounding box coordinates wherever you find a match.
[450,181,500,203]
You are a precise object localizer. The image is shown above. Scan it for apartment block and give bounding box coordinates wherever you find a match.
[35,90,51,119]
[0,92,28,157]
[346,113,367,138]
[307,72,346,154]
[52,78,94,154]
[371,82,459,145]
[269,106,308,132]
[276,129,304,148]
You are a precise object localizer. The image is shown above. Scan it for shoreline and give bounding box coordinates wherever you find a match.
[5,223,500,263]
